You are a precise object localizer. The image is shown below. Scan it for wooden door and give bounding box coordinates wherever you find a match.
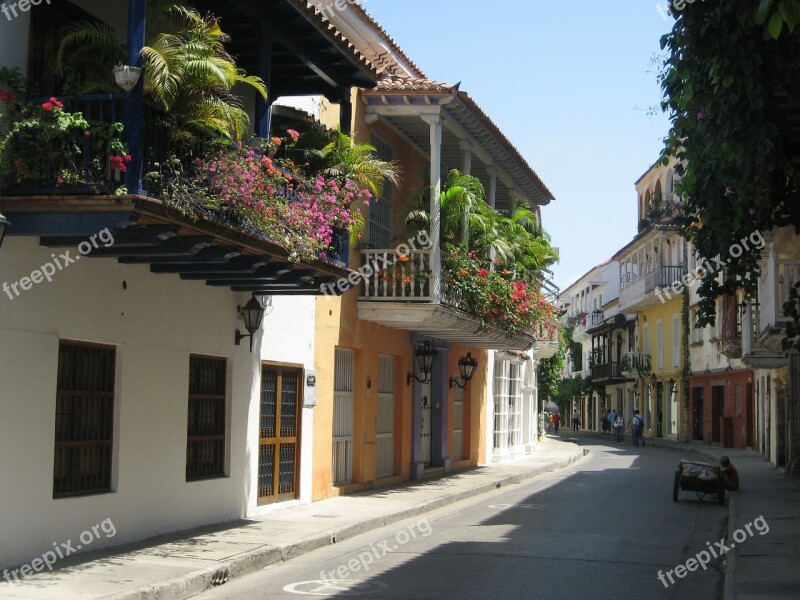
[258,366,301,504]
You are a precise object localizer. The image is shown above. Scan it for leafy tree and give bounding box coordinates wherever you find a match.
[659,1,800,333]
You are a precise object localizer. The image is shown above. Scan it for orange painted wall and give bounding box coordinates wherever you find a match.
[311,91,489,501]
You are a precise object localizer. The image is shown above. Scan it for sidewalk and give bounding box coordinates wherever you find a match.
[570,429,800,600]
[1,438,585,600]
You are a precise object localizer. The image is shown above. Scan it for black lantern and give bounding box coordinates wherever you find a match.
[235,295,266,352]
[0,212,9,250]
[407,341,438,385]
[650,373,657,388]
[450,352,479,388]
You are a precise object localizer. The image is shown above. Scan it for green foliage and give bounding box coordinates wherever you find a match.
[442,244,558,336]
[756,0,800,38]
[317,130,401,199]
[401,169,558,284]
[659,1,800,342]
[56,1,266,140]
[0,95,128,192]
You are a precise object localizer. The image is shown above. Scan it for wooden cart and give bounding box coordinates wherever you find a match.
[672,459,725,505]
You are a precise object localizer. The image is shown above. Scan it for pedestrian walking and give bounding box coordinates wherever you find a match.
[609,409,618,437]
[630,410,644,447]
[552,411,561,434]
[571,409,580,431]
[614,413,625,445]
[602,410,611,435]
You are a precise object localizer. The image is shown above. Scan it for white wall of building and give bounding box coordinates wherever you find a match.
[0,236,261,568]
[247,296,317,514]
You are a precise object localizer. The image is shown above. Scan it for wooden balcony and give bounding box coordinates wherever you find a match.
[357,248,536,351]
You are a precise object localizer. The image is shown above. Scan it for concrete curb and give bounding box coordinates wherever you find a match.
[105,444,587,600]
[724,492,737,600]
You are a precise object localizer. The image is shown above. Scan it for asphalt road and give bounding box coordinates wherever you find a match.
[198,437,727,600]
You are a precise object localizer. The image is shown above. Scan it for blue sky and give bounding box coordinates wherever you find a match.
[363,0,674,291]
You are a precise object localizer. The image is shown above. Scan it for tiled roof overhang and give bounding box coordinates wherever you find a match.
[0,196,350,296]
[362,82,554,207]
[191,0,379,100]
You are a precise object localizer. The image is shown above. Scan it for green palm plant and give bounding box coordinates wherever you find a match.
[438,169,485,246]
[56,0,266,140]
[320,130,400,198]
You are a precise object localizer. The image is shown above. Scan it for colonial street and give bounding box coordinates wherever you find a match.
[198,438,726,600]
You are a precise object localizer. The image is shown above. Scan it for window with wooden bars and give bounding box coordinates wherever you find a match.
[53,341,115,498]
[186,356,227,481]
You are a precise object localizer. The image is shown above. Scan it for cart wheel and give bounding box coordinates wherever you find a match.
[718,481,726,505]
[673,470,680,502]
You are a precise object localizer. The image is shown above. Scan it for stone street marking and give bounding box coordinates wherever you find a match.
[284,579,388,596]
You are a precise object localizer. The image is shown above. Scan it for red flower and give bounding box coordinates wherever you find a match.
[477,268,489,277]
[42,102,53,111]
[271,136,282,146]
[0,90,15,104]
[56,177,65,185]
[287,129,300,142]
[84,130,92,138]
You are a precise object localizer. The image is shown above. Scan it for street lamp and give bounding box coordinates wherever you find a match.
[0,212,9,250]
[449,353,479,389]
[650,373,657,388]
[408,341,438,385]
[235,294,266,352]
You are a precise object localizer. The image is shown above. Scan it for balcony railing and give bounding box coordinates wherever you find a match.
[621,351,650,376]
[19,94,204,196]
[360,248,434,301]
[591,361,621,380]
[574,311,605,337]
[619,264,685,310]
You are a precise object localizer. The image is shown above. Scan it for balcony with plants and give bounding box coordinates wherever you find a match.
[572,310,605,342]
[357,170,559,351]
[0,2,389,294]
[620,351,651,379]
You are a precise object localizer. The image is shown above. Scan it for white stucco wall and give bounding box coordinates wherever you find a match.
[0,235,262,569]
[247,296,317,514]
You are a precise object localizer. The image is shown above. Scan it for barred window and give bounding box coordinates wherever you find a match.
[186,356,227,480]
[53,342,115,498]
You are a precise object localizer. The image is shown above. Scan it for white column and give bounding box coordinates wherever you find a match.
[422,113,442,302]
[459,140,472,244]
[487,167,497,210]
[460,139,472,175]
